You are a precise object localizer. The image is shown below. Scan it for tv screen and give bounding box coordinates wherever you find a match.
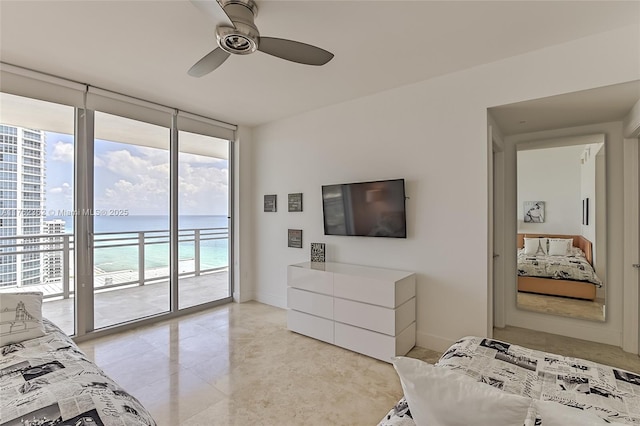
[322,178,407,238]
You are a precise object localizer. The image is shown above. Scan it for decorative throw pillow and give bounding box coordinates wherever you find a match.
[392,357,532,426]
[0,292,46,346]
[548,238,573,256]
[524,237,548,255]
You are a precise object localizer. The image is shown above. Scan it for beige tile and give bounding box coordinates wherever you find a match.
[135,367,228,426]
[181,398,264,426]
[74,301,640,426]
[98,346,180,393]
[493,325,640,373]
[78,332,159,368]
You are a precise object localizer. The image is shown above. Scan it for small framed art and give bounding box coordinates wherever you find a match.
[523,201,545,223]
[582,198,589,225]
[310,242,325,262]
[264,194,277,212]
[288,193,303,212]
[288,229,303,248]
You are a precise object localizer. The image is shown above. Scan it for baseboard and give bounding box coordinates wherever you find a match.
[254,290,287,309]
[233,290,254,303]
[507,316,622,348]
[416,330,457,353]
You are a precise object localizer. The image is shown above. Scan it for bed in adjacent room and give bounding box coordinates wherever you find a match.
[517,233,602,301]
[380,336,640,426]
[0,292,156,426]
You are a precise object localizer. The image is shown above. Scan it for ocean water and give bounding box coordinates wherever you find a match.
[52,215,228,273]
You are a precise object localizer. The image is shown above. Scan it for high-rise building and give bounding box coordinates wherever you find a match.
[0,124,46,287]
[43,219,65,283]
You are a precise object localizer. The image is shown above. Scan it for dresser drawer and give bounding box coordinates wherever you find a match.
[288,287,333,319]
[333,272,415,308]
[288,265,333,295]
[334,297,415,336]
[334,322,416,363]
[287,310,334,344]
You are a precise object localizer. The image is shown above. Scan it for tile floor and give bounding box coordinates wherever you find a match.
[494,325,640,373]
[516,291,605,322]
[76,301,640,426]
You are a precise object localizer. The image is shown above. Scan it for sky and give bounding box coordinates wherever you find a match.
[45,131,229,216]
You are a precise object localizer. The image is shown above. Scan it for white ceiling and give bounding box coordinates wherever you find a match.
[1,1,639,128]
[490,80,640,136]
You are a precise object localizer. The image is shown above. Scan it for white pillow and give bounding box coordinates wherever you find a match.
[392,357,532,426]
[534,400,609,425]
[569,246,585,257]
[523,237,548,255]
[0,292,46,346]
[548,238,573,256]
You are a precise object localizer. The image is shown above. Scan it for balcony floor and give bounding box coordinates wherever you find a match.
[41,270,230,335]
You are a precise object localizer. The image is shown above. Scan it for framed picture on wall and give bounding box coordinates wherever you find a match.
[288,193,303,212]
[310,242,325,262]
[582,198,589,225]
[264,194,277,212]
[523,201,545,223]
[288,229,303,248]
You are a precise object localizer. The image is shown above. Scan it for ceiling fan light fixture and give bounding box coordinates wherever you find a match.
[216,25,258,54]
[188,0,334,77]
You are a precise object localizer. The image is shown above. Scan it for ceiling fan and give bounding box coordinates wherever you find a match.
[188,0,334,77]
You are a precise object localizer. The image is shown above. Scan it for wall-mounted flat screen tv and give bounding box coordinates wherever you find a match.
[322,178,407,238]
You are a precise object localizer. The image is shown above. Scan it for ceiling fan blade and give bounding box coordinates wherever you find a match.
[188,48,231,77]
[258,37,334,66]
[190,0,234,27]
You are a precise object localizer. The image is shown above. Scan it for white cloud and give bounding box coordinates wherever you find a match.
[46,182,72,212]
[95,147,228,215]
[100,149,153,178]
[48,182,71,195]
[52,141,74,162]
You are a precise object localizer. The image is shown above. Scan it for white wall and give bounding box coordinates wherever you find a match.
[247,25,640,352]
[232,126,255,303]
[517,145,583,234]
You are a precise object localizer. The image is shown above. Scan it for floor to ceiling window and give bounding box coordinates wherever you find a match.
[0,92,76,335]
[177,130,231,309]
[0,65,236,337]
[92,112,171,328]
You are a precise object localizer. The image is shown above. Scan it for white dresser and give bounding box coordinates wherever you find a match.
[286,261,416,363]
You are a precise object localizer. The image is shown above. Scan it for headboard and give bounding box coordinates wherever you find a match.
[517,233,593,265]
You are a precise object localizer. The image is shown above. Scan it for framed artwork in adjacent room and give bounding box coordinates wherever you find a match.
[582,198,589,225]
[523,201,545,223]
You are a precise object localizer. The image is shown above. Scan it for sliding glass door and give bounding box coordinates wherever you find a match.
[1,68,235,338]
[92,112,171,329]
[177,131,230,309]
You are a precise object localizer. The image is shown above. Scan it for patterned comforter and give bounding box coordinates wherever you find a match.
[380,336,640,425]
[0,319,155,426]
[517,249,602,286]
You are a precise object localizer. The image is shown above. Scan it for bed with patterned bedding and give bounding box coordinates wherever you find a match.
[517,248,602,286]
[379,336,640,425]
[515,234,602,301]
[0,319,156,426]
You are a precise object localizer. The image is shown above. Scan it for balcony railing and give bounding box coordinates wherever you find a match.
[0,227,228,299]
